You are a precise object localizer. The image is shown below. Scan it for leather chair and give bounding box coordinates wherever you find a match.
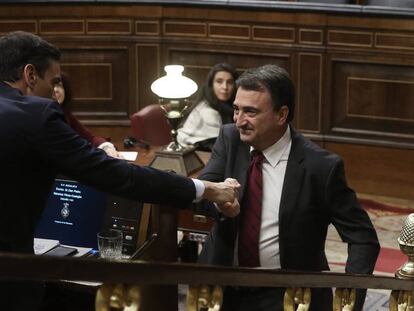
[130,104,171,146]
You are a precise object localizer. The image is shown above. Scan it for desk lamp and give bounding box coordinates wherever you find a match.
[150,65,204,176]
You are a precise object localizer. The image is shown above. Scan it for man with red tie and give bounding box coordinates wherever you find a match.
[196,64,380,311]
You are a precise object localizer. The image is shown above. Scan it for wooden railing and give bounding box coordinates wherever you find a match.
[1,202,412,310]
[2,252,413,289]
[0,251,413,310]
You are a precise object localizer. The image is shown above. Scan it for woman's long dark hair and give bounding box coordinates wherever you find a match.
[58,72,73,111]
[197,63,238,124]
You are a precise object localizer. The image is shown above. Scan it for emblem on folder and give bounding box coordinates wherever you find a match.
[61,203,70,218]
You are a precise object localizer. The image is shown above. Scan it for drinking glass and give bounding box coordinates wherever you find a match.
[97,229,123,260]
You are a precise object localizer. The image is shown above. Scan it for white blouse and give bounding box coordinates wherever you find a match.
[177,100,222,146]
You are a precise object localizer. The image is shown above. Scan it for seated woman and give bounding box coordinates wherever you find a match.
[177,63,238,151]
[53,72,122,158]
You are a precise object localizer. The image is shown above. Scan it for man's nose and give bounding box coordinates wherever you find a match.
[235,112,245,126]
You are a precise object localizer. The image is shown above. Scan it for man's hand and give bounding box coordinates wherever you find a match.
[218,198,240,218]
[202,178,240,207]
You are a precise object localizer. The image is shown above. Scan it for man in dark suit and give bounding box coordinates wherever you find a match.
[197,64,380,310]
[0,31,240,311]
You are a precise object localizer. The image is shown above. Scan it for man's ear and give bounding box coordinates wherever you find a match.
[23,64,37,90]
[277,105,289,125]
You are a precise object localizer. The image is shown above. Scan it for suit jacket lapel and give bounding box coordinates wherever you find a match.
[230,142,250,247]
[279,128,305,256]
[233,143,251,199]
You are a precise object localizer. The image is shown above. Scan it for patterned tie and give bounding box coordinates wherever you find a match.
[238,150,264,267]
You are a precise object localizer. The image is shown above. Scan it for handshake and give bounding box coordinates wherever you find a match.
[201,178,241,218]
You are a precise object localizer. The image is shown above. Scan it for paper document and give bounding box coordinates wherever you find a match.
[119,151,138,161]
[34,238,93,257]
[34,238,60,255]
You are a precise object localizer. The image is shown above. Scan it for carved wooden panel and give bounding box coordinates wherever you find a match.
[376,32,414,50]
[297,53,322,133]
[347,78,414,121]
[209,23,250,39]
[330,57,414,140]
[136,20,160,35]
[299,29,323,45]
[328,30,372,47]
[252,26,295,43]
[136,44,160,109]
[0,20,37,34]
[164,21,206,37]
[59,46,130,124]
[39,19,84,35]
[87,19,132,35]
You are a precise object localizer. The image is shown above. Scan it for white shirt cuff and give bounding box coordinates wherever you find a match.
[192,178,205,202]
[98,142,115,150]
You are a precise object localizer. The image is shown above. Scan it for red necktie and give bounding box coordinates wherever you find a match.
[238,151,264,267]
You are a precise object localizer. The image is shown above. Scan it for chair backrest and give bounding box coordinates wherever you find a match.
[130,104,171,146]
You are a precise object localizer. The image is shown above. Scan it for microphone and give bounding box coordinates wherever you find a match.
[396,213,414,279]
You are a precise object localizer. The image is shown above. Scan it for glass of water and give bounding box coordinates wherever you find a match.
[97,229,123,260]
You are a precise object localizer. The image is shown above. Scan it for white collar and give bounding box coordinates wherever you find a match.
[251,126,292,168]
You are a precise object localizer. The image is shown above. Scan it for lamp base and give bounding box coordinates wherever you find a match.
[149,146,204,176]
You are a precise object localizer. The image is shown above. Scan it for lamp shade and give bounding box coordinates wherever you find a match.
[151,65,198,99]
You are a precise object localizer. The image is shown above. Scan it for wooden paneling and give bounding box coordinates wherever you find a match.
[209,23,250,39]
[328,30,373,47]
[326,142,414,200]
[136,20,159,35]
[299,29,323,45]
[58,46,130,124]
[164,21,206,37]
[168,48,291,91]
[330,57,414,139]
[297,53,322,133]
[347,78,414,122]
[3,2,414,199]
[375,33,414,50]
[39,19,84,35]
[0,20,37,34]
[87,19,132,35]
[62,63,113,100]
[0,4,163,19]
[252,26,295,43]
[136,44,160,109]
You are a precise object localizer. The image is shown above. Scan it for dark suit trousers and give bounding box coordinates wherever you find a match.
[222,286,333,311]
